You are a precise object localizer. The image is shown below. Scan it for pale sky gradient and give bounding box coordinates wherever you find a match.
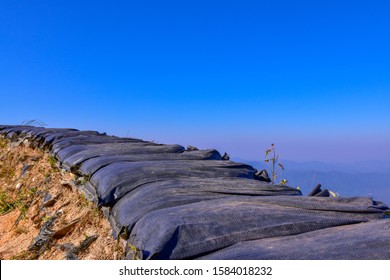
[1,1,389,163]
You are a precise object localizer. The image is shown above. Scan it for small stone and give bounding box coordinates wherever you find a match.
[58,200,70,209]
[44,176,51,183]
[42,192,52,203]
[56,243,75,252]
[74,235,98,254]
[19,164,33,179]
[53,219,79,239]
[22,139,30,147]
[28,203,39,220]
[61,181,73,190]
[41,193,60,208]
[15,182,23,190]
[186,145,199,151]
[11,140,23,147]
[30,156,40,162]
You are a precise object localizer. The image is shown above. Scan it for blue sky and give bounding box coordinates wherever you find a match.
[1,0,389,162]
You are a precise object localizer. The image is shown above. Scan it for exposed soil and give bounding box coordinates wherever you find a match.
[0,137,125,260]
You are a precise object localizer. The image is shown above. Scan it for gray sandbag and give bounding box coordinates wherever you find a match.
[77,149,222,175]
[56,142,186,167]
[90,160,257,206]
[126,196,387,259]
[198,219,390,260]
[109,178,301,238]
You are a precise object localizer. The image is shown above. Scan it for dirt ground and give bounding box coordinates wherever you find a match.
[0,136,125,260]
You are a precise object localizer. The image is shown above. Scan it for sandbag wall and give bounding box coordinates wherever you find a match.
[1,125,389,260]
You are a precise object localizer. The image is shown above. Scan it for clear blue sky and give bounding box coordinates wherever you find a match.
[1,0,389,162]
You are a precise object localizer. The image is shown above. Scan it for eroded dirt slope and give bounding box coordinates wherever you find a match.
[0,137,124,260]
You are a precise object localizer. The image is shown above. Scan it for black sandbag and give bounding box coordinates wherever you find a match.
[0,125,14,131]
[77,149,222,175]
[91,160,257,206]
[11,126,43,136]
[51,135,146,155]
[308,183,322,196]
[0,127,15,135]
[17,126,49,136]
[3,130,16,139]
[31,127,78,135]
[54,141,153,162]
[0,127,48,147]
[27,128,79,140]
[1,126,45,141]
[41,130,101,147]
[55,145,90,161]
[198,219,390,260]
[1,126,34,133]
[2,127,79,144]
[0,126,35,137]
[56,142,186,166]
[126,196,387,259]
[14,127,57,144]
[315,189,330,197]
[31,128,79,142]
[29,128,81,148]
[109,178,301,238]
[77,181,99,203]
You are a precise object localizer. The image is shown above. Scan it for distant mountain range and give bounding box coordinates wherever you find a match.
[233,158,390,206]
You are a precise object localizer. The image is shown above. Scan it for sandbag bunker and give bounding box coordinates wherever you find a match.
[1,125,389,260]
